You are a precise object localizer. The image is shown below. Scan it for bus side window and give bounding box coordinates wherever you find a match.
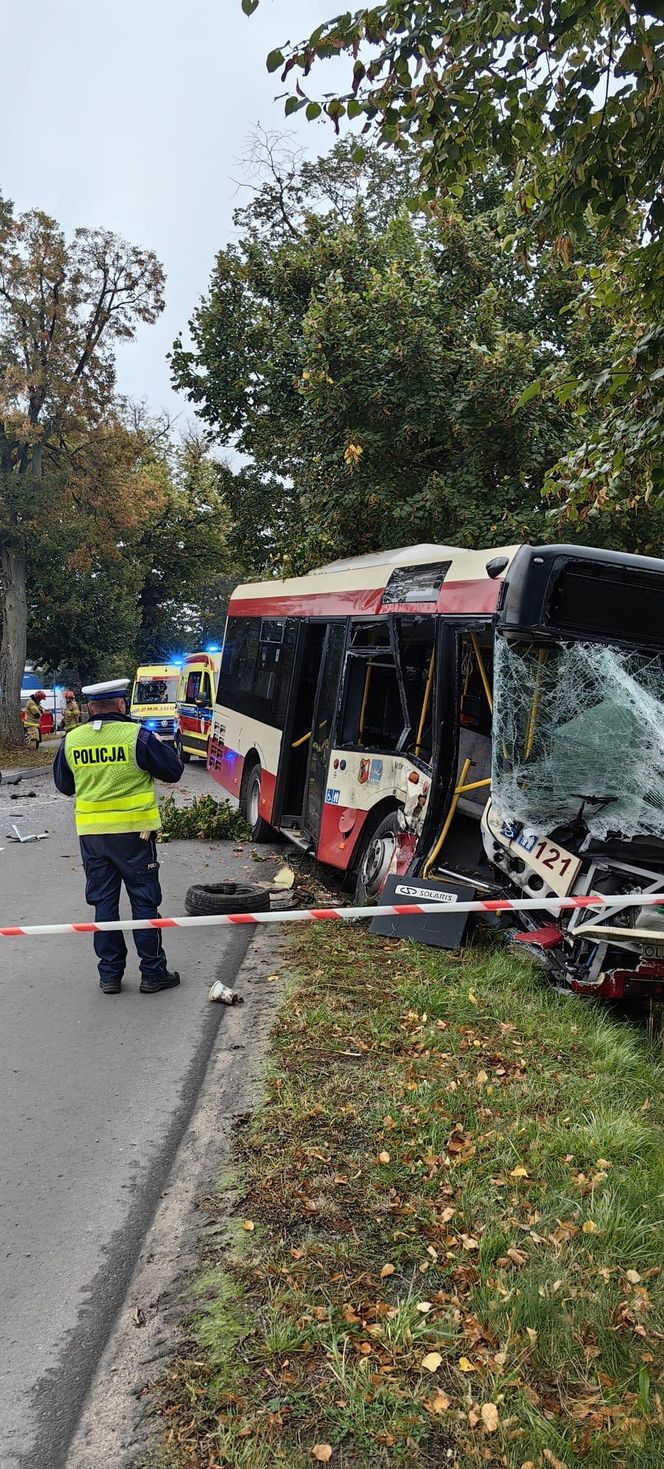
[340,652,405,752]
[216,616,297,729]
[459,634,493,736]
[396,620,436,765]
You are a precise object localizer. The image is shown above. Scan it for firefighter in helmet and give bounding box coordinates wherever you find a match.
[24,691,46,748]
[62,689,82,732]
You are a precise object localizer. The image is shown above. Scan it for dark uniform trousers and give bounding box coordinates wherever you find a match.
[80,834,167,982]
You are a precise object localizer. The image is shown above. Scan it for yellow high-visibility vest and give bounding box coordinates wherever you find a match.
[64,720,161,836]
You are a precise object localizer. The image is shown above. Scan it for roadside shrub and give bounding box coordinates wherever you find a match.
[159,793,250,842]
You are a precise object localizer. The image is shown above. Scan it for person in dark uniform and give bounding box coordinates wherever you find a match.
[53,678,184,995]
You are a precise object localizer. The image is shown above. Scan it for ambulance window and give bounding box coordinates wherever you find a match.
[185,671,202,701]
[199,674,212,704]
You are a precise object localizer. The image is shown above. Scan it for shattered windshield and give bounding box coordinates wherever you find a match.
[133,678,178,705]
[491,636,664,841]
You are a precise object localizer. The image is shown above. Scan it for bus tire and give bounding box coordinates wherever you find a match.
[352,809,400,907]
[185,880,271,916]
[241,760,274,843]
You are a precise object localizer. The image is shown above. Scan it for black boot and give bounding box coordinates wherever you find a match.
[139,969,181,994]
[100,978,122,994]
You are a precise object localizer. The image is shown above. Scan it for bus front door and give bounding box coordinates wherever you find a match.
[302,624,346,845]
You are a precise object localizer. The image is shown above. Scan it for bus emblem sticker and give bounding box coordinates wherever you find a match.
[325,788,340,805]
[369,758,384,782]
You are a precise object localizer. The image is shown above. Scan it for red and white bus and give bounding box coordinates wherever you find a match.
[207,543,508,902]
[208,539,664,1002]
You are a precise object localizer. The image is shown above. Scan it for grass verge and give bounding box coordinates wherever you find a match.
[156,930,663,1468]
[0,742,55,771]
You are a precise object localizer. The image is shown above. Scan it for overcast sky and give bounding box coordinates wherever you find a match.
[0,0,338,425]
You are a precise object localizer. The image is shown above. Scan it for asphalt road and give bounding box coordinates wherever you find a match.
[0,762,272,1469]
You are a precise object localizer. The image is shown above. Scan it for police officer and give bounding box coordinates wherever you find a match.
[53,679,184,995]
[62,689,82,732]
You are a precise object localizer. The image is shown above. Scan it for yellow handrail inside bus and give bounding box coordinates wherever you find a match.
[359,662,373,742]
[422,760,491,878]
[470,632,493,714]
[415,648,435,757]
[292,730,312,748]
[523,648,547,760]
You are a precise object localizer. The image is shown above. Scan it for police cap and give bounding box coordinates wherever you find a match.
[81,679,131,699]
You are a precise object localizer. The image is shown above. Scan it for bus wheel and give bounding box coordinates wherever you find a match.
[241,761,273,843]
[353,810,399,906]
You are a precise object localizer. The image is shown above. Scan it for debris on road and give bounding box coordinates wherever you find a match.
[208,981,243,1005]
[6,824,49,844]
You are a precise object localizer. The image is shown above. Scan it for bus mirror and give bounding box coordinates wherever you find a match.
[486,556,509,579]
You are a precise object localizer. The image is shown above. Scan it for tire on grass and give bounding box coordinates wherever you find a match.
[184,880,272,917]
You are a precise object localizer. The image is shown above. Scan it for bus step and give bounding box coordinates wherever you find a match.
[279,826,311,852]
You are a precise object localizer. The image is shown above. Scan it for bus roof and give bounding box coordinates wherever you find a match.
[228,543,519,619]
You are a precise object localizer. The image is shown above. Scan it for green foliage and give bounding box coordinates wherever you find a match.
[158,793,250,842]
[247,2,664,532]
[0,198,165,742]
[257,3,664,243]
[25,423,236,683]
[173,141,621,572]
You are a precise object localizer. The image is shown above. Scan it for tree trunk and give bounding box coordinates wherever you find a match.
[0,538,28,749]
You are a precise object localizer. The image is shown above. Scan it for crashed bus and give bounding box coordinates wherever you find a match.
[207,542,664,1000]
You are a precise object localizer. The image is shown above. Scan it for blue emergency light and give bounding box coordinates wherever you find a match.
[206,643,220,653]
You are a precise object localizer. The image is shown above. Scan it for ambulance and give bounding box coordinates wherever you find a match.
[130,663,181,742]
[175,648,222,761]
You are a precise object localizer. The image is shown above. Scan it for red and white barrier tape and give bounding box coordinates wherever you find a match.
[0,891,662,939]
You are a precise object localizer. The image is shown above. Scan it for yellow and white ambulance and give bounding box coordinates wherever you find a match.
[130,663,181,743]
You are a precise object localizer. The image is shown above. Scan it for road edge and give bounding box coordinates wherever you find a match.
[64,925,286,1469]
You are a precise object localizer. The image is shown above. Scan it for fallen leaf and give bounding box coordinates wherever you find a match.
[421,1351,443,1373]
[626,1270,642,1284]
[468,1407,480,1427]
[427,1390,450,1414]
[476,1070,488,1086]
[458,1356,476,1373]
[440,1206,455,1223]
[378,1150,391,1165]
[542,1451,567,1469]
[416,1300,433,1313]
[582,1219,600,1234]
[467,990,478,1005]
[380,1263,395,1278]
[481,1402,499,1432]
[510,1165,529,1179]
[242,1220,255,1232]
[312,1447,333,1463]
[132,1306,146,1328]
[525,1327,538,1345]
[507,1247,527,1268]
[266,974,279,982]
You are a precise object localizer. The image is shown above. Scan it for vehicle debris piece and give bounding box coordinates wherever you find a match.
[7,824,49,844]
